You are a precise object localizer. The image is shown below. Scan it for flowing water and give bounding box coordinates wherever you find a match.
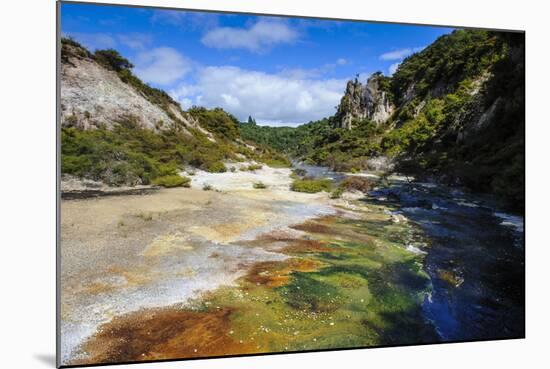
[296,163,525,341]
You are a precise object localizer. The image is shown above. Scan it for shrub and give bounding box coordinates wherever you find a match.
[64,114,79,127]
[136,212,153,221]
[330,187,344,199]
[292,168,307,177]
[291,178,332,193]
[253,182,268,189]
[206,162,226,173]
[240,164,263,171]
[248,164,263,171]
[263,157,291,168]
[339,176,373,193]
[202,184,213,191]
[152,175,191,188]
[157,162,179,176]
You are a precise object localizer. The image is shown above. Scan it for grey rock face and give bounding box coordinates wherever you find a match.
[334,73,395,129]
[60,44,216,142]
[61,55,174,130]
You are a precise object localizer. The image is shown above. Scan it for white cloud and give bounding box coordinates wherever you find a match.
[277,58,349,80]
[379,46,425,61]
[150,10,219,30]
[201,20,298,52]
[389,62,400,75]
[150,10,185,25]
[133,47,191,85]
[380,48,414,61]
[336,58,348,65]
[170,66,347,125]
[117,33,153,50]
[277,67,325,80]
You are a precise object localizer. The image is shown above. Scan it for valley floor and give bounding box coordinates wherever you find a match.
[60,165,524,366]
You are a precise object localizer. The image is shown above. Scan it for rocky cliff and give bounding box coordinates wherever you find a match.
[334,72,394,129]
[60,39,215,141]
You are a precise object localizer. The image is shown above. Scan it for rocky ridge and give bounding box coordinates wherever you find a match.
[334,72,394,129]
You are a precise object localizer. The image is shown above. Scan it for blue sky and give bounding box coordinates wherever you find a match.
[61,2,454,126]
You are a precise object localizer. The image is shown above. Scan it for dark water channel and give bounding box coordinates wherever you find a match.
[294,162,525,341]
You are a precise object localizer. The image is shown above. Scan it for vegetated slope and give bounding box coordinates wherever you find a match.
[243,30,525,211]
[240,118,308,154]
[387,30,525,211]
[60,38,288,186]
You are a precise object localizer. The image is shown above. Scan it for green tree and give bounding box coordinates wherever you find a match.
[94,49,134,72]
[247,116,257,125]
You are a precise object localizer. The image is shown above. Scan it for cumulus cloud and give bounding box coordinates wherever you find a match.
[133,47,191,85]
[379,46,425,60]
[171,66,347,125]
[117,33,153,50]
[201,20,298,52]
[277,58,349,79]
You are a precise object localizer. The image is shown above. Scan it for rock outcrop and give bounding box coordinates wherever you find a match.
[60,41,216,142]
[334,72,394,129]
[61,52,173,130]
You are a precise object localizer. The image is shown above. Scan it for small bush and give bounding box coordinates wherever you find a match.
[136,212,153,221]
[240,164,263,171]
[339,176,372,193]
[263,158,291,168]
[330,187,344,199]
[291,178,332,193]
[157,162,179,176]
[207,162,226,173]
[202,184,213,191]
[292,168,307,177]
[152,175,191,188]
[253,182,268,189]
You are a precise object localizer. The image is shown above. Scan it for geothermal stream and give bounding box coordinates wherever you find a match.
[296,163,525,341]
[60,163,524,365]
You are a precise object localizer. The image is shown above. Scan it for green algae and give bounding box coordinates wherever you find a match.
[185,199,438,354]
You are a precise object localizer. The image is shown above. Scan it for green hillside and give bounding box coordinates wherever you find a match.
[242,30,525,210]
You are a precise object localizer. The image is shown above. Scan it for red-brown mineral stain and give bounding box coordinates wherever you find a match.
[72,307,258,365]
